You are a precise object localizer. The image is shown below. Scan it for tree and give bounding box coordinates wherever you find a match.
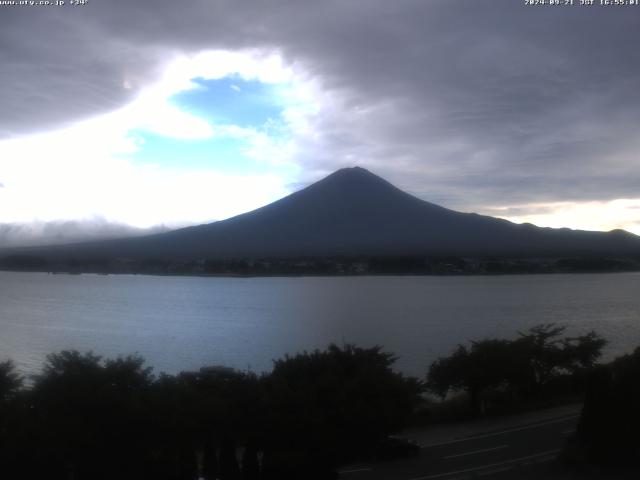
[0,360,22,403]
[241,441,260,480]
[427,324,607,413]
[219,435,241,480]
[427,340,525,413]
[426,347,466,401]
[562,331,608,372]
[0,360,24,478]
[515,324,570,392]
[264,344,424,474]
[29,351,156,480]
[516,324,606,394]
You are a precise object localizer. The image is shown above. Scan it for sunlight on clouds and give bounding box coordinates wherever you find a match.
[0,126,289,227]
[0,49,321,226]
[207,124,295,167]
[124,49,318,143]
[92,168,290,228]
[130,99,214,140]
[492,199,640,235]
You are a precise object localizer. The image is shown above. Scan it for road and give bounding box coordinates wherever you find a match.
[338,410,579,480]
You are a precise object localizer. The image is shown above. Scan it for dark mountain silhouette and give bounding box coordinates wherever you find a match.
[4,167,640,260]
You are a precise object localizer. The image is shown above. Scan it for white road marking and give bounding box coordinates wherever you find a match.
[421,415,579,448]
[338,467,373,474]
[443,444,507,460]
[409,449,561,480]
[478,466,513,477]
[561,429,576,435]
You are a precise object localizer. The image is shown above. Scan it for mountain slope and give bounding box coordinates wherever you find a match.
[5,167,640,260]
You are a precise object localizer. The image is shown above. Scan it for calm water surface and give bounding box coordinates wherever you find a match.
[1,271,639,377]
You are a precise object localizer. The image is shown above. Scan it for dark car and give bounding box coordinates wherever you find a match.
[374,436,421,461]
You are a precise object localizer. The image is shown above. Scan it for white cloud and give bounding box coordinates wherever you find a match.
[0,49,321,227]
[491,199,640,236]
[0,125,290,227]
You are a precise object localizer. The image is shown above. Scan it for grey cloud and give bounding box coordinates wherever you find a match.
[2,0,640,212]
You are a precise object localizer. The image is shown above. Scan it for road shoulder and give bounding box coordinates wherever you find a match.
[403,403,581,448]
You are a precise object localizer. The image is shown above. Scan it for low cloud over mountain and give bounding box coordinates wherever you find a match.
[0,219,170,248]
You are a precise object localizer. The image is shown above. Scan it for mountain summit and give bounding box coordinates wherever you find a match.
[7,167,640,260]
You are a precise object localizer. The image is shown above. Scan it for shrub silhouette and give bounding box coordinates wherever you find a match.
[426,324,606,413]
[263,344,424,472]
[0,344,422,479]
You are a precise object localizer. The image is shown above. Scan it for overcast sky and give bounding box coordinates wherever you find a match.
[1,0,639,234]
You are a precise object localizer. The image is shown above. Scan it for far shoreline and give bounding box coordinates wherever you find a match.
[2,267,640,280]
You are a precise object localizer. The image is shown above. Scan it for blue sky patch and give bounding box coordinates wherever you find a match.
[123,131,247,173]
[123,75,294,173]
[171,75,286,128]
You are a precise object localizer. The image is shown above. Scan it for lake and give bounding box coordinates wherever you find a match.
[1,271,639,378]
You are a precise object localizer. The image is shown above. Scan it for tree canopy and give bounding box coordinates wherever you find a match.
[0,344,423,480]
[426,324,606,413]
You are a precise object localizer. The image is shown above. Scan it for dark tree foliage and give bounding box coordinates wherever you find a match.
[219,436,241,480]
[562,331,608,371]
[0,360,22,402]
[0,360,23,477]
[515,324,607,395]
[263,344,424,474]
[427,340,526,413]
[27,351,156,480]
[576,347,640,466]
[426,324,606,413]
[0,344,423,480]
[241,441,260,480]
[516,323,570,390]
[146,366,262,480]
[426,346,467,401]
